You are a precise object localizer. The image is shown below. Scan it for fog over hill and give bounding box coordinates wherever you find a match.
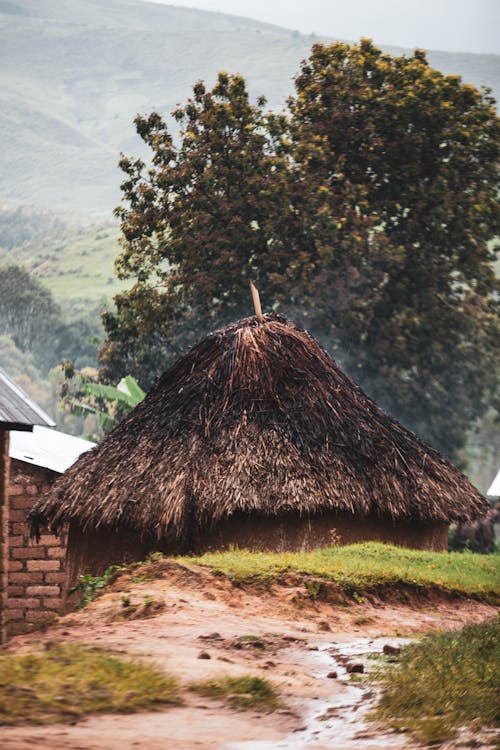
[1,0,499,216]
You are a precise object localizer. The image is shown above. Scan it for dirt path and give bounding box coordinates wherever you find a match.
[1,564,497,750]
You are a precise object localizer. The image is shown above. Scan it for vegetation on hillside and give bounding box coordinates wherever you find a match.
[0,266,99,374]
[0,265,105,432]
[0,218,129,316]
[372,618,499,743]
[0,204,67,251]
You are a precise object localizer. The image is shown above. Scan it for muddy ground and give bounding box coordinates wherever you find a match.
[1,562,498,750]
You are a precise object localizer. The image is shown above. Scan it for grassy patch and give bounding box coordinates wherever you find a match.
[181,542,500,603]
[11,224,130,312]
[0,642,181,724]
[371,618,499,743]
[189,675,280,711]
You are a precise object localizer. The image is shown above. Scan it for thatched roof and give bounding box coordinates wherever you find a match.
[30,314,486,541]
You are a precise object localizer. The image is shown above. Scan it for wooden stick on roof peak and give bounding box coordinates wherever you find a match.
[249,281,263,321]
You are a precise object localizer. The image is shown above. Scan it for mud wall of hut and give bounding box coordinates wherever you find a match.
[7,460,67,635]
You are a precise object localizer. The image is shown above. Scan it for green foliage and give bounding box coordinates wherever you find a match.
[4,222,131,315]
[100,72,301,384]
[0,265,61,371]
[305,578,323,599]
[101,42,499,461]
[68,565,122,607]
[189,674,279,711]
[0,265,99,375]
[288,40,500,457]
[372,618,499,742]
[181,542,500,603]
[0,642,181,724]
[61,369,145,438]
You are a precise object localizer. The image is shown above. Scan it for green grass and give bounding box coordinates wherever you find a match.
[180,542,500,603]
[10,224,130,315]
[0,642,181,724]
[371,618,499,743]
[189,675,280,711]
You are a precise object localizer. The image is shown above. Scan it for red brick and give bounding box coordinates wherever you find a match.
[26,485,39,496]
[10,497,34,510]
[7,485,24,496]
[7,585,25,596]
[9,510,28,523]
[8,623,32,635]
[26,585,60,597]
[10,572,44,583]
[36,535,61,547]
[6,610,24,621]
[8,560,24,572]
[8,597,40,609]
[8,535,24,546]
[47,548,66,559]
[45,573,66,583]
[27,560,60,572]
[11,547,46,560]
[25,611,57,623]
[11,523,28,535]
[42,599,63,610]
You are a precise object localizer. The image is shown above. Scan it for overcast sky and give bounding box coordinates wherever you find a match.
[143,0,500,55]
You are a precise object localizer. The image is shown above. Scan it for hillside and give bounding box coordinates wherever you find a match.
[1,0,499,216]
[0,220,128,315]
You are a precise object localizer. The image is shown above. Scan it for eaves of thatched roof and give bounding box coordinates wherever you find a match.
[29,315,486,540]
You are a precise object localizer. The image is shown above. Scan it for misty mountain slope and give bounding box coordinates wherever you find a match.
[1,0,499,215]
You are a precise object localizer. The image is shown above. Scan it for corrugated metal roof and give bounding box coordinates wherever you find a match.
[487,469,500,497]
[10,425,95,474]
[0,368,55,430]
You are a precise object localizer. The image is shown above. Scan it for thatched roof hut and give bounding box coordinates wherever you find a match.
[30,314,486,570]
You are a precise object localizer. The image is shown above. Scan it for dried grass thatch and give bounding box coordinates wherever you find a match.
[30,314,486,542]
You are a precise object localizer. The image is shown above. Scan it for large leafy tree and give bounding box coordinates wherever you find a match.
[101,71,386,386]
[101,44,499,459]
[100,74,297,383]
[288,40,499,455]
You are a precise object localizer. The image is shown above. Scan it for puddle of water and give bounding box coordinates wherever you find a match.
[221,637,413,750]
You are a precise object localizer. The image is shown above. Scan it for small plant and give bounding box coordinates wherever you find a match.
[237,634,261,642]
[232,634,266,650]
[68,566,119,608]
[113,595,164,621]
[145,551,164,563]
[328,528,342,546]
[305,578,323,599]
[190,675,279,711]
[352,591,366,604]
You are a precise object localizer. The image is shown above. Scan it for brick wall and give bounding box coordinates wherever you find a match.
[7,459,67,635]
